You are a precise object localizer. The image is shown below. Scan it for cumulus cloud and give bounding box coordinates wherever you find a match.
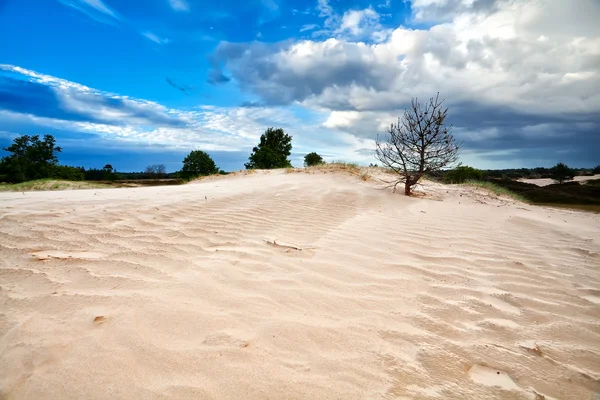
[209,0,600,166]
[335,7,391,42]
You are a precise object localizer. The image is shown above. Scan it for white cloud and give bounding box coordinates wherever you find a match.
[215,0,600,117]
[0,65,371,163]
[209,0,600,166]
[141,31,171,44]
[300,24,319,32]
[336,7,391,42]
[58,0,121,23]
[169,0,190,12]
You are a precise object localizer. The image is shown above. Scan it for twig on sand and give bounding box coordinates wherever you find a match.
[263,239,305,251]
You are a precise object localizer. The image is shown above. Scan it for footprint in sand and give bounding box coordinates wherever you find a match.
[468,364,519,390]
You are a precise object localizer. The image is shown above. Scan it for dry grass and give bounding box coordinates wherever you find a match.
[461,180,528,202]
[286,162,378,183]
[0,179,111,192]
[290,162,362,174]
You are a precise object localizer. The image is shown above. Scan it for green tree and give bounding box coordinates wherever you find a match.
[182,150,218,178]
[52,165,84,181]
[0,134,62,182]
[549,162,576,184]
[445,165,483,183]
[245,128,292,169]
[304,152,324,167]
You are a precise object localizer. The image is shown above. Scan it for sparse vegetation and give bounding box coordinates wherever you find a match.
[245,128,292,169]
[472,178,600,209]
[375,93,461,195]
[0,179,110,192]
[461,180,528,202]
[145,164,167,179]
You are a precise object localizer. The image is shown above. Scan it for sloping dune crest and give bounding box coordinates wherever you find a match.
[1,170,599,399]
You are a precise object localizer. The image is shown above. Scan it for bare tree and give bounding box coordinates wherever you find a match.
[145,164,167,178]
[375,93,461,196]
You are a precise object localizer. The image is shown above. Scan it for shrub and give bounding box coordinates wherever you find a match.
[445,165,483,183]
[182,150,218,178]
[304,152,324,167]
[549,162,575,184]
[52,165,84,181]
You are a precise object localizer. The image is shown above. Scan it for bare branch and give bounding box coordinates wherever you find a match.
[375,93,461,195]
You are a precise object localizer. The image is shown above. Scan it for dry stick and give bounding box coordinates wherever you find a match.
[263,239,310,251]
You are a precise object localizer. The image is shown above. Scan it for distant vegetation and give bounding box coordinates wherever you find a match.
[549,162,576,184]
[0,134,62,183]
[144,164,167,179]
[0,134,222,186]
[304,152,324,167]
[0,179,110,192]
[181,150,218,179]
[245,128,292,170]
[438,162,600,212]
[444,166,483,183]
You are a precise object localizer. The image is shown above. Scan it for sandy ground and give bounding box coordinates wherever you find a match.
[519,174,600,186]
[1,170,599,399]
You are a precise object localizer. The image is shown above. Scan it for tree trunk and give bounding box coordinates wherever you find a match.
[404,180,411,196]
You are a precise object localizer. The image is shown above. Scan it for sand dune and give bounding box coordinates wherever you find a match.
[1,170,599,399]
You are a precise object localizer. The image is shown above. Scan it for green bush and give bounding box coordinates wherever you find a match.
[51,165,84,181]
[445,166,483,183]
[549,162,575,184]
[182,150,218,178]
[304,152,324,167]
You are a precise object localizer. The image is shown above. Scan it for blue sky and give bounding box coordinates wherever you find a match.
[1,0,599,172]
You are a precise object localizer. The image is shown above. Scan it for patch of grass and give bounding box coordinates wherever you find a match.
[360,171,371,181]
[0,179,111,192]
[461,180,528,202]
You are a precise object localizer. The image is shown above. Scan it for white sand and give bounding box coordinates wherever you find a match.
[519,174,600,186]
[1,170,599,399]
